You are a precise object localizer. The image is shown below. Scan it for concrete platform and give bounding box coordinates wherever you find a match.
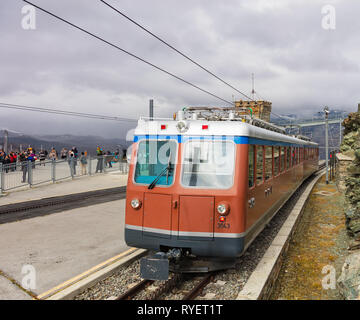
[0,172,128,206]
[0,195,130,299]
[0,275,32,300]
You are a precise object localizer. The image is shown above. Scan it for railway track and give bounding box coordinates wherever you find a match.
[117,279,154,300]
[0,186,127,224]
[182,272,217,300]
[115,272,217,300]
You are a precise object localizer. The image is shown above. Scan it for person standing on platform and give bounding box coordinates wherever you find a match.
[79,152,87,175]
[27,148,36,169]
[19,151,28,183]
[39,149,46,166]
[67,150,76,175]
[95,146,103,173]
[49,148,57,161]
[60,148,67,159]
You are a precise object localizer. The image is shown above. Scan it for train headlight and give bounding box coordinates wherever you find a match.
[131,198,141,209]
[217,202,230,215]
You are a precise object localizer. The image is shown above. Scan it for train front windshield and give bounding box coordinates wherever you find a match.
[181,140,235,189]
[134,140,177,186]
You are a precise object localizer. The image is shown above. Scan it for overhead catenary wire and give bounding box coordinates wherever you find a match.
[100,0,254,101]
[23,0,233,106]
[0,102,138,122]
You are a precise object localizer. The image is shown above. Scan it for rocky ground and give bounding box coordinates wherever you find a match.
[341,111,360,237]
[337,109,360,299]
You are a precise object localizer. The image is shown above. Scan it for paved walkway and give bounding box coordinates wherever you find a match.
[0,171,128,206]
[0,172,130,299]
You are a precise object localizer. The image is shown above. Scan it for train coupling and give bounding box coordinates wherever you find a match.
[140,249,182,280]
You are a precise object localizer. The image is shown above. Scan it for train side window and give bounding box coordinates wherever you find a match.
[280,147,285,172]
[248,145,255,188]
[297,147,299,164]
[292,148,295,166]
[292,147,296,167]
[256,145,264,185]
[274,147,280,176]
[265,146,273,181]
[286,147,291,169]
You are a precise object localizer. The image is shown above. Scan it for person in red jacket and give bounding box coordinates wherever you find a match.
[9,152,17,171]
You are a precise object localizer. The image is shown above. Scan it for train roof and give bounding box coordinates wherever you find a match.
[134,117,318,146]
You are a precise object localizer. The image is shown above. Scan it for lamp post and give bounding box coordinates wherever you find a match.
[324,106,329,184]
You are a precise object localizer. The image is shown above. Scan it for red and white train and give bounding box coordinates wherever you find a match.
[125,107,319,279]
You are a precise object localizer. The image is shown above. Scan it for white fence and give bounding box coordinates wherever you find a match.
[0,155,129,192]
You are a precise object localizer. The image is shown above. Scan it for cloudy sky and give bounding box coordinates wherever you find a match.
[0,0,359,139]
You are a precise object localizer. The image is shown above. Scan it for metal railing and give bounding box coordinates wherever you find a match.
[0,155,129,193]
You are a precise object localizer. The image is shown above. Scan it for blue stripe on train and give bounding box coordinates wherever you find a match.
[133,135,316,147]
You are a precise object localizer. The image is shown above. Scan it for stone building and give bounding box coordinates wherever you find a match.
[235,100,272,122]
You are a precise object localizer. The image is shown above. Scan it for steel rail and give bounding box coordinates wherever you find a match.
[182,272,217,300]
[116,279,154,300]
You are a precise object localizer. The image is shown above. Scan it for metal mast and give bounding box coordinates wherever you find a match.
[324,106,329,184]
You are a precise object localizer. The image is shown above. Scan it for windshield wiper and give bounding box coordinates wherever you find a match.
[148,153,172,190]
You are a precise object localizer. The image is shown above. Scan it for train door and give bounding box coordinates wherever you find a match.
[178,196,215,240]
[142,193,172,238]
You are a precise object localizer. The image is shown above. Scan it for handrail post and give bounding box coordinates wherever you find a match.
[51,159,56,183]
[28,161,33,187]
[88,155,92,176]
[70,157,74,179]
[0,163,4,194]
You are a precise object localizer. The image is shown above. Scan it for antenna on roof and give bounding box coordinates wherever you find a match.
[251,73,255,101]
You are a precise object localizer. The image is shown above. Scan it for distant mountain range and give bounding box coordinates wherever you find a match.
[0,108,351,159]
[0,130,130,155]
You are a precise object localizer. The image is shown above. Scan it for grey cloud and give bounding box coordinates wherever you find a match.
[0,0,359,137]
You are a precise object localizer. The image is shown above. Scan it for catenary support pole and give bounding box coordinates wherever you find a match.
[324,106,329,184]
[339,118,342,149]
[149,99,154,121]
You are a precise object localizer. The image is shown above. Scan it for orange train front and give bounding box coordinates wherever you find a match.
[125,107,319,279]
